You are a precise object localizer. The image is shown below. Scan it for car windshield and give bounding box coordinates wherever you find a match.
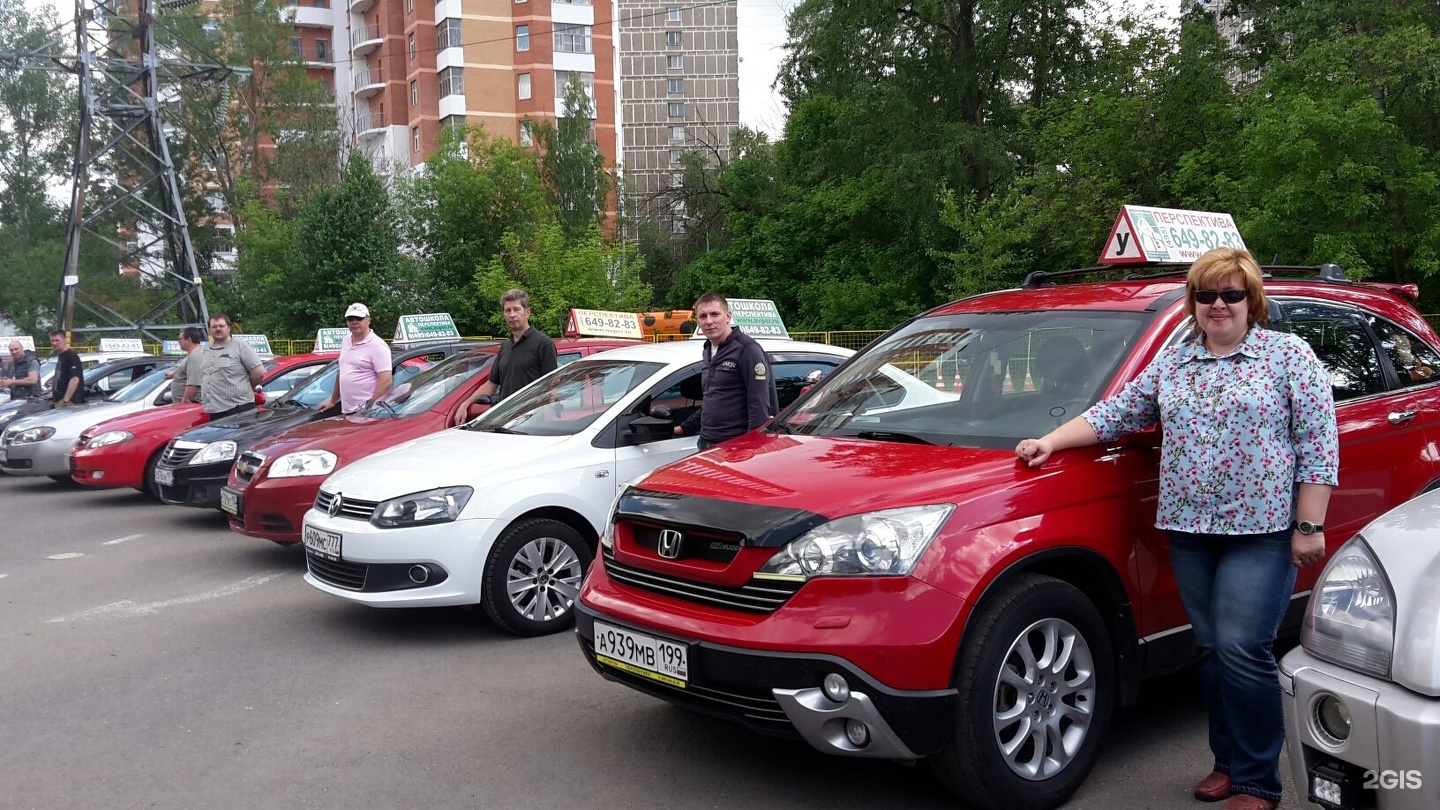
[362,351,495,418]
[465,359,663,436]
[774,311,1148,448]
[107,366,170,403]
[279,362,338,408]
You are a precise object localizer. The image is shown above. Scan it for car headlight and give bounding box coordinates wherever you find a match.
[267,450,338,478]
[757,504,954,579]
[86,430,133,448]
[372,486,473,528]
[1302,536,1396,680]
[190,441,238,465]
[11,426,56,445]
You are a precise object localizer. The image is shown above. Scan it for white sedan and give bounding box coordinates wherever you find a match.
[301,339,852,636]
[0,364,177,479]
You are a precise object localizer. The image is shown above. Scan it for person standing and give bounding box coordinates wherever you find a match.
[169,326,206,403]
[320,303,392,414]
[185,314,264,420]
[49,331,86,408]
[454,289,557,422]
[675,292,773,449]
[1,341,41,400]
[1015,248,1338,810]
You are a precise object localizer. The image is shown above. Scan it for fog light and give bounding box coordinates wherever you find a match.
[1314,694,1351,744]
[408,565,430,584]
[844,719,869,747]
[91,471,103,479]
[822,673,850,703]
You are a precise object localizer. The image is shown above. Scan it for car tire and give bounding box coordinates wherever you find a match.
[480,518,593,637]
[930,574,1115,810]
[139,448,164,500]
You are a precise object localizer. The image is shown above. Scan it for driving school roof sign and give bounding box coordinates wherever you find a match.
[565,309,643,340]
[315,328,347,353]
[1100,206,1248,265]
[394,313,461,344]
[689,298,789,339]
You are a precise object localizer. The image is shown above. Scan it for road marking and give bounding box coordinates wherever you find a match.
[102,534,145,546]
[47,553,86,560]
[46,572,286,623]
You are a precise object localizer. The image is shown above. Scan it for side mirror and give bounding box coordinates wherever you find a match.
[466,402,491,419]
[254,390,267,405]
[628,415,674,444]
[474,394,493,405]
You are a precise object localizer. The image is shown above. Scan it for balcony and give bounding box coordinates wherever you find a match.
[348,0,377,14]
[353,68,384,98]
[355,110,389,138]
[350,23,382,55]
[280,4,333,28]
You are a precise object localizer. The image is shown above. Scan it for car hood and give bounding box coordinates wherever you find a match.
[247,412,433,466]
[19,399,148,436]
[319,428,572,503]
[175,404,323,449]
[81,403,207,439]
[1352,493,1440,696]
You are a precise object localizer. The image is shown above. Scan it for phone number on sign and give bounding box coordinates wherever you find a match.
[582,316,635,330]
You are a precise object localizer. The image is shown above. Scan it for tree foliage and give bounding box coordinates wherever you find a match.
[532,78,611,241]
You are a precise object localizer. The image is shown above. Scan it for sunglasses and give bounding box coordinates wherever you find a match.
[1193,289,1247,305]
[345,316,364,322]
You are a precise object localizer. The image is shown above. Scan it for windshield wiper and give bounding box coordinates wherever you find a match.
[854,429,936,445]
[768,421,794,435]
[475,425,527,435]
[373,400,399,416]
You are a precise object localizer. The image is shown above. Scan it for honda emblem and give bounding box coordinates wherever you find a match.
[657,529,683,559]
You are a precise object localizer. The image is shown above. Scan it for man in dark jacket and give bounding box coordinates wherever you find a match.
[1,341,42,400]
[676,292,772,449]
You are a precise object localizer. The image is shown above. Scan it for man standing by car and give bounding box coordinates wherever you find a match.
[454,289,557,422]
[675,292,772,449]
[185,314,264,419]
[49,330,86,408]
[169,326,205,404]
[1,341,41,400]
[320,303,392,415]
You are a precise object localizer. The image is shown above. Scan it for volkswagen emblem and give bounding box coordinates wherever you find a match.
[657,529,683,559]
[327,491,343,518]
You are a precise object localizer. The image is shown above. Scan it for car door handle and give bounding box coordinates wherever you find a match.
[1388,410,1418,425]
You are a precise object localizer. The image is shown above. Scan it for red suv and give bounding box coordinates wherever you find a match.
[575,267,1440,810]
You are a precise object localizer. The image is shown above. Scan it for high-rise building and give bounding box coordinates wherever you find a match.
[616,0,739,229]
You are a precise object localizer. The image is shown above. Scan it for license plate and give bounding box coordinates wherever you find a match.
[593,621,688,688]
[303,525,342,561]
[220,487,240,516]
[154,466,174,486]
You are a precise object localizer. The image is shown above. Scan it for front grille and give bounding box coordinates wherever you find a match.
[630,522,743,564]
[306,550,368,590]
[583,640,791,729]
[314,490,381,521]
[233,451,264,485]
[602,547,801,613]
[161,441,200,466]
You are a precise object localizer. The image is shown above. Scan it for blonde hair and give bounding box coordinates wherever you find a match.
[1184,248,1268,328]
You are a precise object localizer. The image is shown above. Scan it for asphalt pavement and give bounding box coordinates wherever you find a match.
[0,474,1298,809]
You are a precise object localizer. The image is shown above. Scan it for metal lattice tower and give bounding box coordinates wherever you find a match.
[2,0,238,341]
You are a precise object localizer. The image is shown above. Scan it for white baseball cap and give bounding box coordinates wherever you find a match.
[345,303,370,319]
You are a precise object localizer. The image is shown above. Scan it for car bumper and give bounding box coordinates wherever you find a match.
[1280,646,1440,809]
[0,436,75,476]
[224,477,324,544]
[299,509,496,606]
[70,444,147,488]
[156,461,230,508]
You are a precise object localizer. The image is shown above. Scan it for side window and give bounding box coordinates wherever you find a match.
[557,352,581,367]
[1276,301,1385,402]
[261,365,321,395]
[773,360,837,408]
[97,368,137,393]
[1363,315,1440,389]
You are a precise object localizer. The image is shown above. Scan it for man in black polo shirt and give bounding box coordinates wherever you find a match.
[455,289,557,422]
[49,330,86,407]
[675,292,772,449]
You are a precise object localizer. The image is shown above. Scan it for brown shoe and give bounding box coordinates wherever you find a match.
[1193,771,1232,802]
[1222,795,1279,810]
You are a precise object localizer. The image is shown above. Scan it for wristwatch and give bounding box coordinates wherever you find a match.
[1296,520,1325,535]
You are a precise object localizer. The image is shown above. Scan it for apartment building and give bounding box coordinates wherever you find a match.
[616,0,739,228]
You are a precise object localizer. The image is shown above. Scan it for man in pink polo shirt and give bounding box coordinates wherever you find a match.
[320,303,392,414]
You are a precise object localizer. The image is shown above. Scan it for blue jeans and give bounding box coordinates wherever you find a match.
[1168,528,1296,802]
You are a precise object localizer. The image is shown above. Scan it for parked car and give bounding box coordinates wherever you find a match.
[574,267,1440,810]
[0,360,179,479]
[0,354,173,434]
[1279,489,1440,810]
[69,352,335,496]
[154,343,485,510]
[225,339,637,545]
[299,340,852,636]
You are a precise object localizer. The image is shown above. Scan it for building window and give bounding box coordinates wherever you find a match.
[406,0,413,12]
[410,79,418,106]
[665,31,681,47]
[553,24,592,54]
[408,32,416,59]
[315,38,328,61]
[516,25,529,52]
[667,78,683,94]
[436,18,462,51]
[667,101,684,117]
[670,125,685,141]
[553,70,595,100]
[666,7,680,22]
[441,114,466,129]
[412,126,421,152]
[289,37,302,57]
[439,66,464,98]
[519,121,533,147]
[517,73,531,100]
[670,149,683,164]
[667,54,682,70]
[671,172,684,187]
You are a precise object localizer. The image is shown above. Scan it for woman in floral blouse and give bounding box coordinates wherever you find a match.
[1015,247,1338,810]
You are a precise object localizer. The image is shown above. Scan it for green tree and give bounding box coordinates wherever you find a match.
[531,77,611,241]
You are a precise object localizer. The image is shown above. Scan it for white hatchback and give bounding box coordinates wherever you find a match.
[301,339,852,636]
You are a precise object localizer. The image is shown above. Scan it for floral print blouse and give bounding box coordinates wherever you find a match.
[1083,327,1339,535]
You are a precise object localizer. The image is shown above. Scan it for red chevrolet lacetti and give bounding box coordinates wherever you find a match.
[575,266,1440,810]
